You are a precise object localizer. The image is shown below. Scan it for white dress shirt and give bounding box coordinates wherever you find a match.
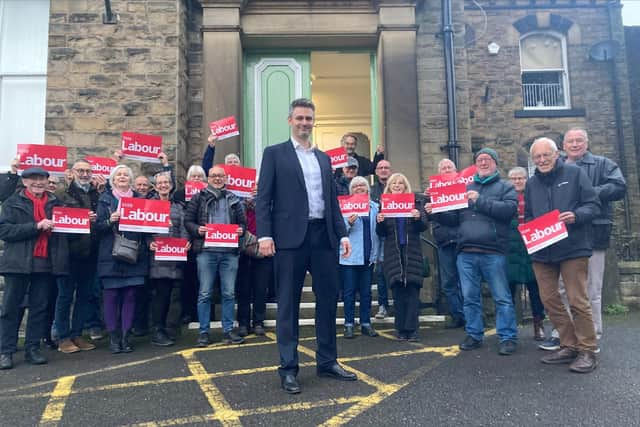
[291,136,325,219]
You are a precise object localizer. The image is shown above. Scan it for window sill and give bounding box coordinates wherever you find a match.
[514,108,585,118]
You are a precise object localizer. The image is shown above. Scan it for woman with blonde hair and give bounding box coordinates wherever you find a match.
[376,173,428,341]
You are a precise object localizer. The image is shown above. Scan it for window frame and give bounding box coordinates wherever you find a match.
[519,31,571,111]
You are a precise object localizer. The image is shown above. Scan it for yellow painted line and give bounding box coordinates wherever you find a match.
[232,396,364,416]
[319,356,446,427]
[123,413,217,427]
[182,352,241,427]
[39,376,75,426]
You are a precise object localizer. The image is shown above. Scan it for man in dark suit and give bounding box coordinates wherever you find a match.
[256,98,357,394]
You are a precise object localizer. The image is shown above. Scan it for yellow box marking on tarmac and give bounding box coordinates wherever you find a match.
[39,375,76,426]
[182,351,241,427]
[123,413,218,427]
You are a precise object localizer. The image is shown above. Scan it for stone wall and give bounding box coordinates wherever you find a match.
[619,262,640,308]
[45,0,189,177]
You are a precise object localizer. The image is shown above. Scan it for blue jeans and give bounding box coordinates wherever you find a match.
[197,251,238,334]
[341,264,373,326]
[457,252,518,342]
[55,262,94,339]
[375,263,388,308]
[438,244,464,322]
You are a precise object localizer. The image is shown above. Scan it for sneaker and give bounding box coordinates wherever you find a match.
[89,327,104,341]
[375,305,387,319]
[538,336,560,351]
[197,332,210,348]
[498,340,517,356]
[459,335,482,351]
[253,324,266,336]
[223,331,245,344]
[71,337,96,351]
[237,326,249,337]
[594,346,601,354]
[58,338,81,354]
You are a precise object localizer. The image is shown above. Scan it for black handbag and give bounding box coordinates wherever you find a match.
[112,231,140,264]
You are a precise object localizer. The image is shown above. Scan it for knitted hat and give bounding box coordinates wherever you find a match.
[474,147,499,165]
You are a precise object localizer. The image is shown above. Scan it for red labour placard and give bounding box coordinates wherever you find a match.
[204,224,239,248]
[209,116,239,140]
[338,193,370,217]
[52,207,91,234]
[518,209,568,255]
[154,237,189,262]
[428,165,477,190]
[118,197,171,233]
[121,132,162,163]
[223,165,256,198]
[185,181,208,201]
[325,147,349,169]
[380,193,415,218]
[429,182,468,213]
[17,144,67,176]
[85,156,117,178]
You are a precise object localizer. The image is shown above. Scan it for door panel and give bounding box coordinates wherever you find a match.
[243,54,310,168]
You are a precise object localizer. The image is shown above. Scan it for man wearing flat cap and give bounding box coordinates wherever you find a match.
[335,156,359,196]
[437,148,519,355]
[0,167,69,369]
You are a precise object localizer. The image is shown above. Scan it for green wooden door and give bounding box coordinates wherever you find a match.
[243,53,311,168]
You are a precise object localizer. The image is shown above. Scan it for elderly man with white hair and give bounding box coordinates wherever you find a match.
[525,137,600,373]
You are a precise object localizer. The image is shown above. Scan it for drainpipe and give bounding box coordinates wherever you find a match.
[442,0,460,167]
[103,0,118,24]
[606,1,631,230]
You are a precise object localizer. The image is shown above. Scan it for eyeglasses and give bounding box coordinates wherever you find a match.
[475,156,494,163]
[73,168,92,175]
[376,166,390,170]
[208,174,226,179]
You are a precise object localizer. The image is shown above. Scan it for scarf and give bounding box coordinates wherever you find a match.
[111,186,133,200]
[473,171,500,185]
[24,190,50,258]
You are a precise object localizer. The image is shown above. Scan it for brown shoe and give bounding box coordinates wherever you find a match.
[58,338,81,354]
[569,351,597,373]
[540,347,578,365]
[72,337,96,351]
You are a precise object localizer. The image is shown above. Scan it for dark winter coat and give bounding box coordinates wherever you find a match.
[55,181,100,260]
[0,172,21,202]
[375,197,428,288]
[524,160,600,263]
[95,190,150,280]
[0,190,69,275]
[564,152,626,249]
[506,218,536,285]
[456,173,518,255]
[183,186,247,254]
[149,198,189,280]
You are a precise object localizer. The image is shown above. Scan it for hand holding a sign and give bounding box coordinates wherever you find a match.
[558,211,576,224]
[376,213,385,223]
[341,239,352,259]
[89,211,97,223]
[198,225,207,236]
[158,152,169,167]
[411,209,420,219]
[91,175,107,193]
[467,190,479,202]
[207,133,218,147]
[37,219,54,231]
[348,214,359,225]
[109,211,120,224]
[10,156,19,174]
[424,203,433,215]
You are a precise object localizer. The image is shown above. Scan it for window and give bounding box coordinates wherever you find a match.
[0,0,50,170]
[519,32,570,110]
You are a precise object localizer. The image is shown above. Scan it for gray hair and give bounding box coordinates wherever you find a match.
[224,153,241,165]
[109,164,134,189]
[349,176,370,194]
[508,166,528,178]
[187,165,206,180]
[564,127,589,142]
[530,137,558,156]
[437,158,456,172]
[153,171,173,189]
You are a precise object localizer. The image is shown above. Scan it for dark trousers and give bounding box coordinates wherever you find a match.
[392,285,421,335]
[438,244,465,322]
[510,280,545,320]
[0,273,52,354]
[55,261,94,340]
[84,276,103,329]
[181,254,199,321]
[150,278,181,330]
[236,255,272,328]
[133,280,152,332]
[275,220,339,378]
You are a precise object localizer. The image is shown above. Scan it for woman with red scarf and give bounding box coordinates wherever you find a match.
[0,167,69,370]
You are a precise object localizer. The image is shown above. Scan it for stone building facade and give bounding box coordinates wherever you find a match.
[8,0,639,305]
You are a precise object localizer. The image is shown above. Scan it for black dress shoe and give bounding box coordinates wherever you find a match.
[344,325,355,339]
[24,347,47,365]
[0,354,13,370]
[281,374,301,394]
[121,331,133,353]
[317,363,357,381]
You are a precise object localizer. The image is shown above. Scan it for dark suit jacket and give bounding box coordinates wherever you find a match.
[256,140,347,250]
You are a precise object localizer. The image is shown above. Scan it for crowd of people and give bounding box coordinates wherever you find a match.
[0,99,626,390]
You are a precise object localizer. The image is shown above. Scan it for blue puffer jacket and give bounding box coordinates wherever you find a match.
[339,200,380,266]
[456,173,518,255]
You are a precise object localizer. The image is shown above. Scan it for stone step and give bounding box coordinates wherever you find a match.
[189,315,446,330]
